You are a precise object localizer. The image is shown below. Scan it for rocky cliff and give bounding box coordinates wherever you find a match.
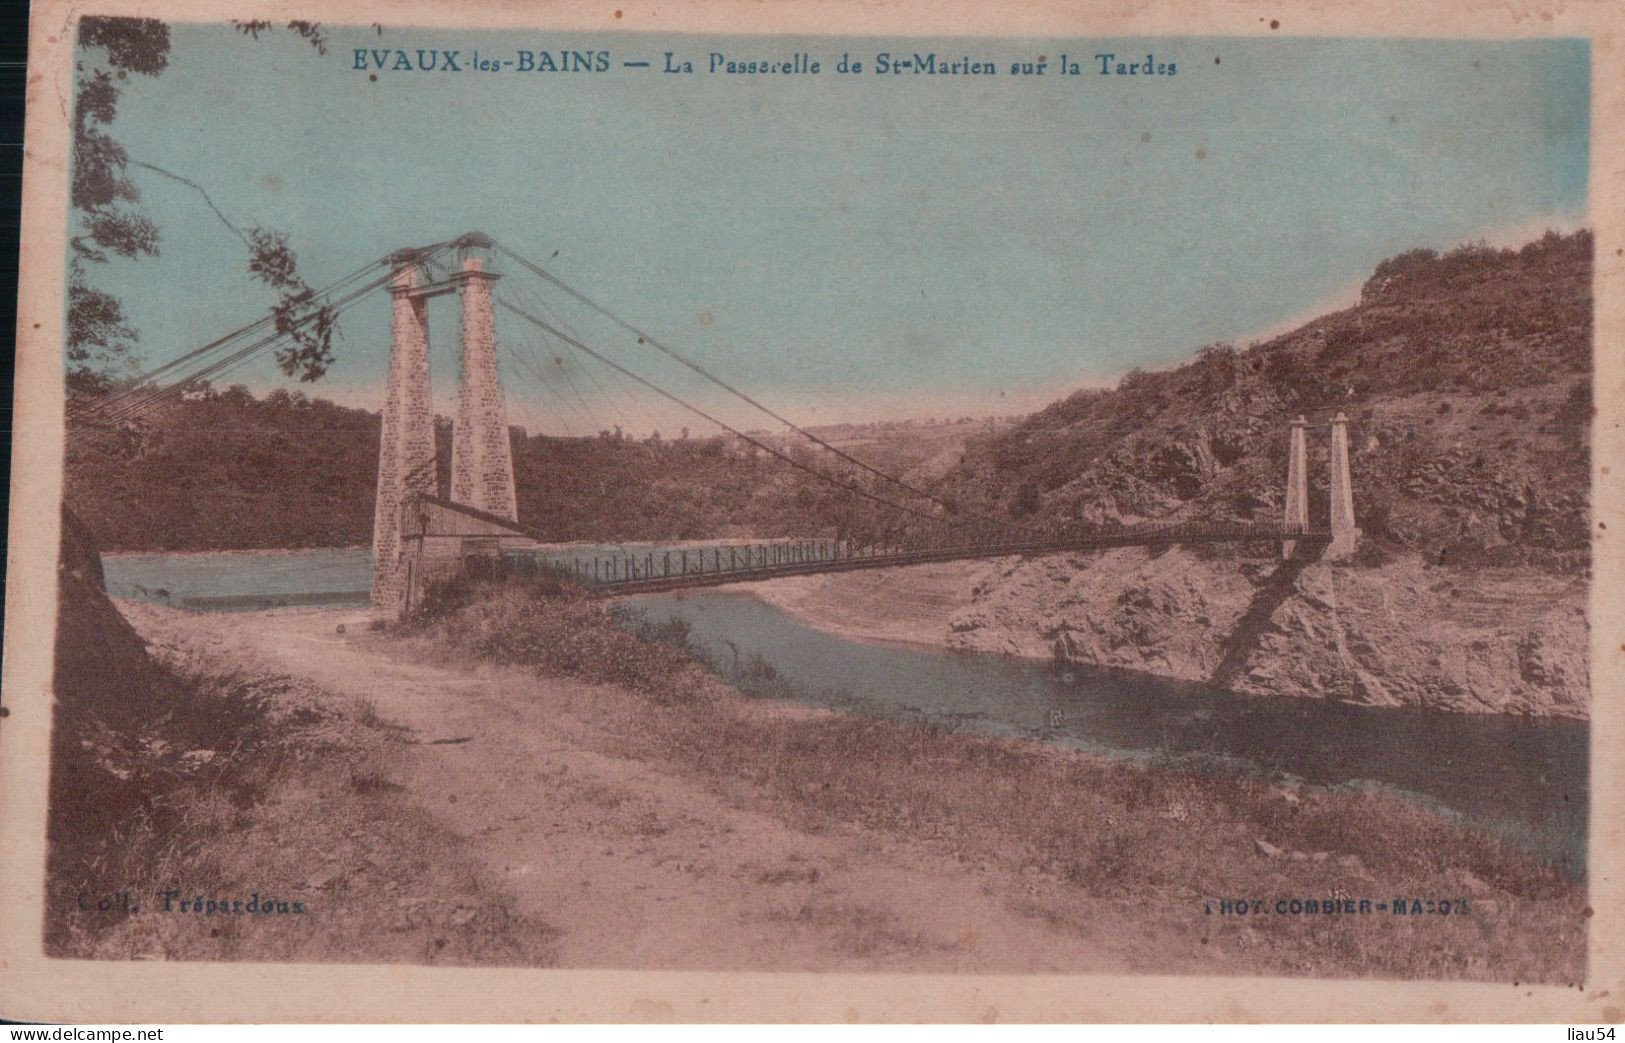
[945,547,1588,718]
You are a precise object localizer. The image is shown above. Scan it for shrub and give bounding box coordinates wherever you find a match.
[1360,247,1439,303]
[405,576,709,704]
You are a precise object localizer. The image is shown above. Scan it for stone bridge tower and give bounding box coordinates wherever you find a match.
[371,233,518,610]
[1282,415,1309,558]
[1327,411,1360,558]
[1282,412,1359,560]
[451,248,518,520]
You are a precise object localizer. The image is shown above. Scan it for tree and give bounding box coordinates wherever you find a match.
[1195,342,1239,391]
[1359,247,1439,304]
[68,16,170,393]
[68,16,337,395]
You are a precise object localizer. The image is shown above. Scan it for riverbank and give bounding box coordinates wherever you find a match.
[368,577,1582,979]
[63,590,1587,979]
[722,560,992,650]
[745,549,1589,719]
[47,603,560,965]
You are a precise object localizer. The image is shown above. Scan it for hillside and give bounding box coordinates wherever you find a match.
[940,230,1592,572]
[62,388,986,551]
[747,415,1018,484]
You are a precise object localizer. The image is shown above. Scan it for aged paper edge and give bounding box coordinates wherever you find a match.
[2,0,1620,1023]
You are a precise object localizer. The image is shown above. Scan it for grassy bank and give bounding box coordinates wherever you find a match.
[46,636,558,964]
[391,576,1588,982]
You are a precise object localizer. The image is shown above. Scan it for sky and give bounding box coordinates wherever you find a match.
[76,25,1589,435]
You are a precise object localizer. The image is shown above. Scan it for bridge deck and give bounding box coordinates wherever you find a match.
[499,522,1332,597]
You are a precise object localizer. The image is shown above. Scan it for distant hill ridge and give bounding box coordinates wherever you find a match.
[64,389,958,551]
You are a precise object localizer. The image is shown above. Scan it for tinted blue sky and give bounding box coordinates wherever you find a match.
[81,26,1589,433]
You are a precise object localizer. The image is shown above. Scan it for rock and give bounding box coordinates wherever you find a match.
[1335,854,1364,872]
[1254,838,1284,859]
[181,749,216,764]
[960,545,1587,718]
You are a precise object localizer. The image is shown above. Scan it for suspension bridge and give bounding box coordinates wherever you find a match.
[69,232,1358,616]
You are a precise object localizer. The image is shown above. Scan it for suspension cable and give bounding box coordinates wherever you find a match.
[491,240,981,520]
[71,249,410,421]
[493,294,950,526]
[71,243,454,434]
[73,265,400,437]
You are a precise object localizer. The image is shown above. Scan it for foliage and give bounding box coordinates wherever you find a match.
[404,575,709,704]
[246,228,337,381]
[68,17,337,388]
[1360,232,1584,306]
[1194,342,1239,392]
[66,385,383,549]
[1359,247,1439,303]
[68,17,171,382]
[232,19,329,54]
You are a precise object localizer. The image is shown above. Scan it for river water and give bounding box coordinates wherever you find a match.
[103,547,376,611]
[102,548,1589,873]
[99,542,736,610]
[628,592,1588,874]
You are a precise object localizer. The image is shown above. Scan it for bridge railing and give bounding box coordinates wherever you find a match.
[489,520,1329,594]
[501,537,851,588]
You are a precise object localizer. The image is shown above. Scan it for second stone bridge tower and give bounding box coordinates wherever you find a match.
[372,233,517,609]
[1283,412,1359,560]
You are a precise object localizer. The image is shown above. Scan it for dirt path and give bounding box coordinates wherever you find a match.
[125,602,1149,972]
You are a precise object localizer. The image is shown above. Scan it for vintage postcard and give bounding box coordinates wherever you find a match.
[3,0,1622,1023]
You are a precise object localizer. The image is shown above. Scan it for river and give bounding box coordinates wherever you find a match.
[102,548,1589,874]
[99,542,745,610]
